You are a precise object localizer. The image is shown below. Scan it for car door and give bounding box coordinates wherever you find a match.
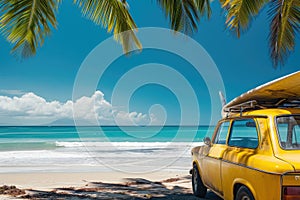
[201,120,230,195]
[221,118,260,197]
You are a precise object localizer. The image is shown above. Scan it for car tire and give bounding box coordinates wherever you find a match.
[192,164,207,198]
[235,186,255,200]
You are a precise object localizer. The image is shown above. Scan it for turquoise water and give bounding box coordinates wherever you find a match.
[0,126,214,151]
[0,126,214,173]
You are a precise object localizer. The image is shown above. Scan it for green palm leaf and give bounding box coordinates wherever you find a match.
[222,0,268,37]
[0,0,60,57]
[269,0,300,67]
[157,0,210,34]
[73,0,141,53]
[195,0,212,18]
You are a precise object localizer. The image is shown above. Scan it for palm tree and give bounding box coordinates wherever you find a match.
[0,0,210,57]
[0,1,299,67]
[221,0,300,67]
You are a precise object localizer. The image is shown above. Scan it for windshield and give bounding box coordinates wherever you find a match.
[276,115,300,150]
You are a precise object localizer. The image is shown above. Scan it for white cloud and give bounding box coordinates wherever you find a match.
[0,89,26,96]
[0,91,158,126]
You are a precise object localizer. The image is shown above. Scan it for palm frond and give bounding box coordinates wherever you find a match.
[157,0,204,34]
[195,0,212,19]
[0,0,60,57]
[73,0,141,53]
[222,0,268,37]
[269,0,300,67]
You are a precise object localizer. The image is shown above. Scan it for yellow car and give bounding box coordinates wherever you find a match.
[191,108,300,200]
[192,71,300,200]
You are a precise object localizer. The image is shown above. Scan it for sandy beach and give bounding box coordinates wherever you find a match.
[0,127,217,199]
[0,171,221,200]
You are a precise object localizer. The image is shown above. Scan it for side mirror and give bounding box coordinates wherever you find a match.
[203,137,212,147]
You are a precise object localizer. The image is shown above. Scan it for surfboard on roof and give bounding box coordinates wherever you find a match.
[223,71,300,115]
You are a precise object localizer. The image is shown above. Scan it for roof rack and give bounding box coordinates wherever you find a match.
[224,100,258,115]
[279,100,300,108]
[223,98,300,116]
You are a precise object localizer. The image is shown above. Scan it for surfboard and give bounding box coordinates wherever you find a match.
[223,71,300,115]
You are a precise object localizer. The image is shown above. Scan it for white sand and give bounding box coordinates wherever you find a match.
[0,171,189,190]
[0,171,223,200]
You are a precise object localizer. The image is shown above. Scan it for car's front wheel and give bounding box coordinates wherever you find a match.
[235,186,255,200]
[192,164,207,198]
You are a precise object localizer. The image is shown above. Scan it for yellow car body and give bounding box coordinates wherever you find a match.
[191,108,300,200]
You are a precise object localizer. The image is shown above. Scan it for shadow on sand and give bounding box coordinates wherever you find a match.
[17,176,222,200]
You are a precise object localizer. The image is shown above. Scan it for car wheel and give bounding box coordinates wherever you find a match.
[192,164,207,197]
[235,186,255,200]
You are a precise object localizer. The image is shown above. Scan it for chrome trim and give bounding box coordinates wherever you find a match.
[282,171,300,175]
[206,155,284,175]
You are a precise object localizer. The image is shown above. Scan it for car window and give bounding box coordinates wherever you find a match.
[214,121,230,144]
[277,115,300,150]
[228,119,259,149]
[293,126,300,144]
[277,123,288,143]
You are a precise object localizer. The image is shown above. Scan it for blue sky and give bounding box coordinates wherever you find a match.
[0,1,299,126]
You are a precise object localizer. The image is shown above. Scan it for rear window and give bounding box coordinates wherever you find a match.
[276,115,300,150]
[228,119,259,149]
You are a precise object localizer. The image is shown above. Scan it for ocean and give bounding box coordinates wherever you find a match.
[0,126,214,173]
